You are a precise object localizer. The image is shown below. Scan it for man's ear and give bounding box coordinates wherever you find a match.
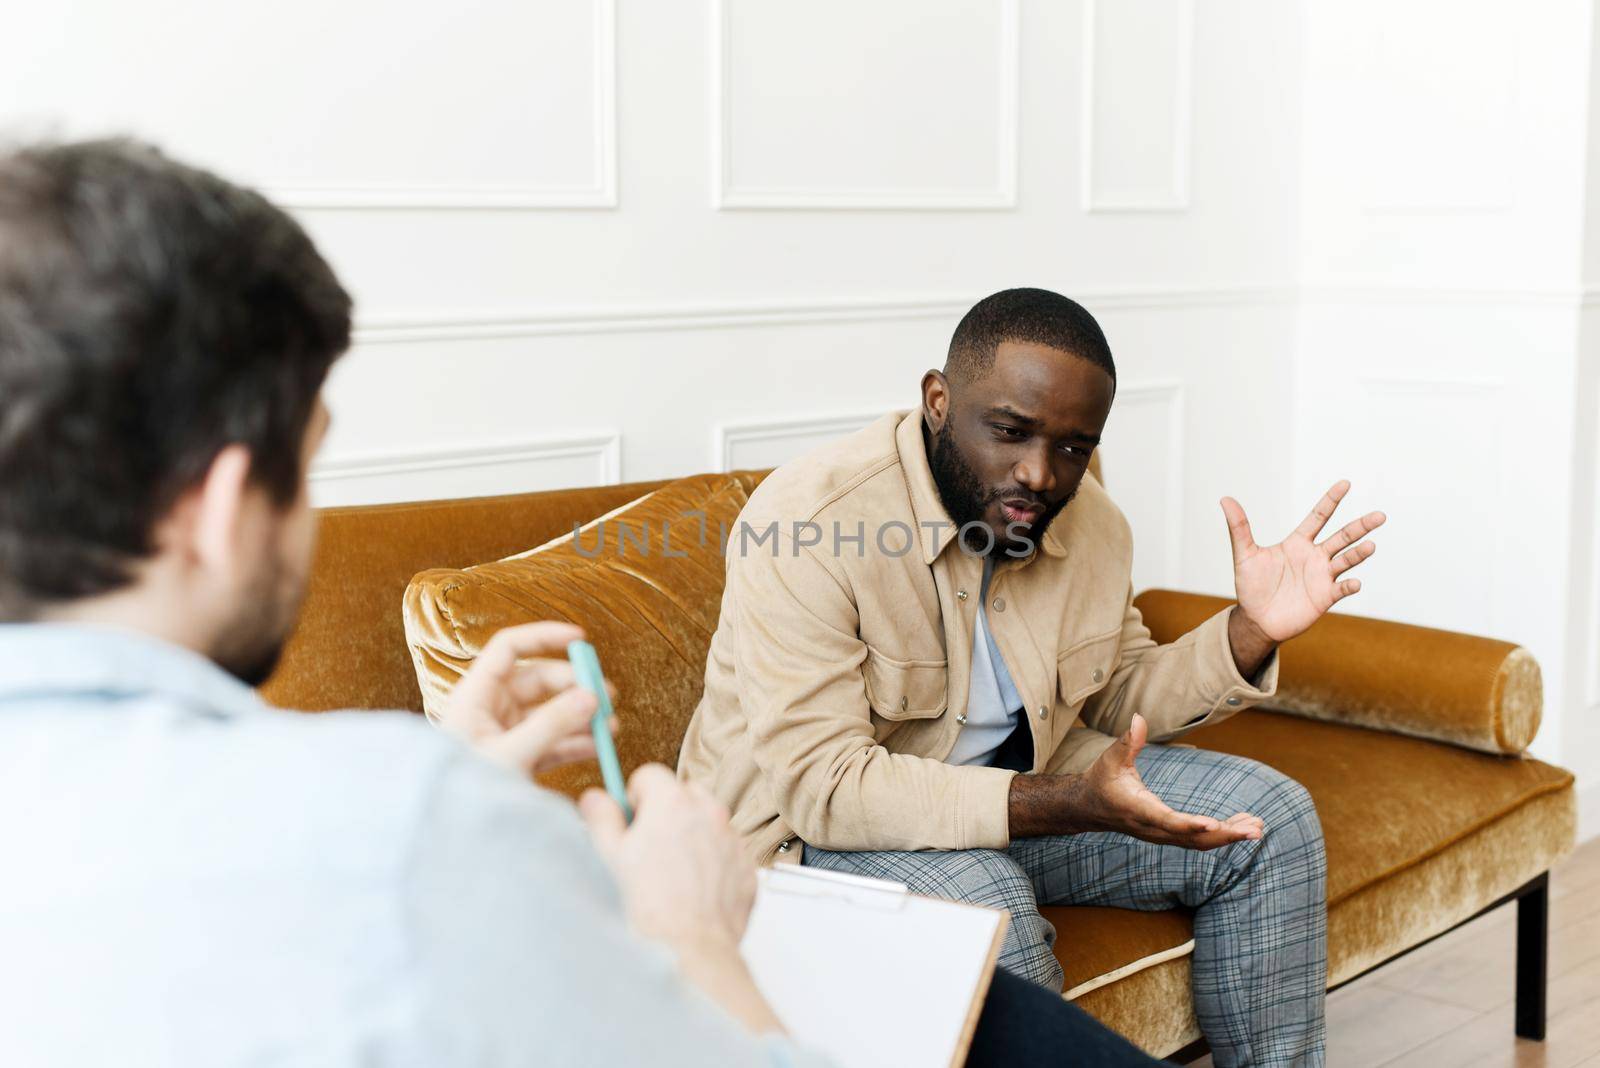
[187,443,255,575]
[921,369,951,432]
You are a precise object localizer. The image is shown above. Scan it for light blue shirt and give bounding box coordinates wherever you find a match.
[946,558,1025,767]
[0,623,828,1068]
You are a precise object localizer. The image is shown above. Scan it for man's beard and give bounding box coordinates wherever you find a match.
[928,419,1072,557]
[211,546,306,688]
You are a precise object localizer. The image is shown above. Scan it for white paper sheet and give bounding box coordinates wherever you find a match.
[740,866,1006,1068]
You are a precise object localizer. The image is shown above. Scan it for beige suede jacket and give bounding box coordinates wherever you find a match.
[678,410,1279,865]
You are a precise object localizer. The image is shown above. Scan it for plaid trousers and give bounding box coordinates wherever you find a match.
[802,743,1328,1068]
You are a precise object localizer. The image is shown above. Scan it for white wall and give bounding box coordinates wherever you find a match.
[1292,0,1599,821]
[12,1,1600,823]
[0,0,1307,595]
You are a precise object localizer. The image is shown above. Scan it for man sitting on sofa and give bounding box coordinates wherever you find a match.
[0,141,1166,1066]
[681,287,1387,1067]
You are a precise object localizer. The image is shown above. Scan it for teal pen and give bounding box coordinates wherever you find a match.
[567,639,632,822]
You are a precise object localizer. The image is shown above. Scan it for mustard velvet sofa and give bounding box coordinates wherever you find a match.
[261,468,1576,1060]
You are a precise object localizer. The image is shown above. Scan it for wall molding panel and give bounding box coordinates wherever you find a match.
[310,432,622,507]
[1081,0,1195,213]
[1304,284,1590,308]
[353,286,1296,345]
[714,412,885,472]
[269,0,617,210]
[710,0,1020,210]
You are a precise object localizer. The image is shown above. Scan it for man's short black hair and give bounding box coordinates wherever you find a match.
[0,139,352,619]
[944,287,1115,385]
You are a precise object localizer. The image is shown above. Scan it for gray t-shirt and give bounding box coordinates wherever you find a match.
[946,557,1026,767]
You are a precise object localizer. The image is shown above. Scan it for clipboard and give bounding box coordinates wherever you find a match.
[739,865,1009,1068]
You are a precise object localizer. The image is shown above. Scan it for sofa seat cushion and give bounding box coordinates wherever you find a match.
[1047,709,1575,1058]
[1187,710,1574,935]
[404,472,763,798]
[1194,710,1576,986]
[1047,905,1194,1000]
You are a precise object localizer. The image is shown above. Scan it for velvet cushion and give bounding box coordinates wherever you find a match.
[260,479,667,714]
[1135,590,1543,755]
[403,472,763,797]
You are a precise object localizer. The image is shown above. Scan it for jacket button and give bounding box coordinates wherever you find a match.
[956,589,969,601]
[777,839,791,854]
[992,597,1006,612]
[1092,668,1104,683]
[899,695,909,712]
[1226,697,1242,706]
[1037,706,1049,720]
[956,713,968,725]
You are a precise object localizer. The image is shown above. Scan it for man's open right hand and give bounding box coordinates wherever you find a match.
[1008,714,1263,847]
[1080,715,1263,849]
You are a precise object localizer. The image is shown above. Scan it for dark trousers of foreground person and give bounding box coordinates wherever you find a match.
[970,966,1163,1067]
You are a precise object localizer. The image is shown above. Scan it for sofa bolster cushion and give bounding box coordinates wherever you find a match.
[1133,590,1541,755]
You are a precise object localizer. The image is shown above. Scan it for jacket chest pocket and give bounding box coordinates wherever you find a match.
[1057,632,1120,708]
[862,650,949,723]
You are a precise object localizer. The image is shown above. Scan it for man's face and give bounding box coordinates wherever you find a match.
[924,341,1114,556]
[210,399,329,686]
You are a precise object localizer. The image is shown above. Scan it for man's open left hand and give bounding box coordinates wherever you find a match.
[1220,480,1385,644]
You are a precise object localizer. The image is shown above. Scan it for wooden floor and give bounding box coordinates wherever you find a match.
[1190,835,1600,1067]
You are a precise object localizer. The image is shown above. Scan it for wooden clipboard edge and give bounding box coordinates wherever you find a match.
[946,905,1010,1068]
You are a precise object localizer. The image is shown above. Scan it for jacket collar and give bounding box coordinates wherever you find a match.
[893,409,1068,567]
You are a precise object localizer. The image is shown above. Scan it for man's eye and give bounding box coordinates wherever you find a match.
[992,424,1025,439]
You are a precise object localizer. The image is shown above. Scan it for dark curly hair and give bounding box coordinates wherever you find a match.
[0,139,352,619]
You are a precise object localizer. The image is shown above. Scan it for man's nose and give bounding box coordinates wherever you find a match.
[1013,446,1056,496]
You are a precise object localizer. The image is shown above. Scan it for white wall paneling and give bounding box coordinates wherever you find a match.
[316,307,956,502]
[1589,469,1600,711]
[354,297,969,343]
[1355,0,1515,213]
[309,432,621,508]
[711,0,1020,209]
[274,0,619,209]
[350,286,1294,345]
[1575,329,1600,725]
[1582,781,1600,845]
[715,412,885,473]
[1,0,619,209]
[1098,381,1186,591]
[1586,401,1600,712]
[1081,0,1194,212]
[316,290,1289,523]
[1342,375,1507,637]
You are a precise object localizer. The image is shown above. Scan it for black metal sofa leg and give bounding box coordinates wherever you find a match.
[1515,873,1550,1041]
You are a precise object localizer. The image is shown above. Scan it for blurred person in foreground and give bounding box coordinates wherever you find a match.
[0,139,1160,1067]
